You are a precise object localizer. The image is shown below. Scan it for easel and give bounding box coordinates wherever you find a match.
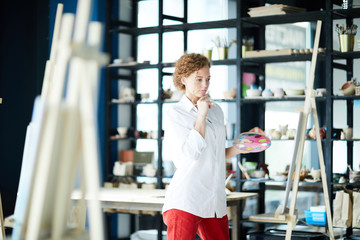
[10,1,109,240]
[274,20,335,240]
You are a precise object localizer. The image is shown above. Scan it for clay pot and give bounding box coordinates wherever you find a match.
[341,81,355,95]
[308,126,326,139]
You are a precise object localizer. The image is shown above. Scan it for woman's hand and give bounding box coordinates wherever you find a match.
[249,127,265,135]
[194,95,212,138]
[196,94,212,117]
[225,145,249,160]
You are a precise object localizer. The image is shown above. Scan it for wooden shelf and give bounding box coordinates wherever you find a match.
[248,212,289,224]
[241,52,325,63]
[242,11,326,27]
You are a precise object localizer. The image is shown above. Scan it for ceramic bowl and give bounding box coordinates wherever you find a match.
[273,88,285,97]
[285,89,305,96]
[273,175,287,181]
[246,89,261,97]
[253,170,265,178]
[244,161,257,171]
[223,88,236,99]
[262,89,273,97]
[341,81,355,95]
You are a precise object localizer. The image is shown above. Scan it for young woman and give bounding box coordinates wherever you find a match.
[162,53,248,240]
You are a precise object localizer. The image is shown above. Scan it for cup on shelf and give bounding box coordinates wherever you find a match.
[355,86,360,96]
[339,34,355,52]
[117,127,128,138]
[342,126,353,140]
[202,49,212,60]
[286,128,296,140]
[218,47,229,60]
[242,45,253,57]
[310,168,321,181]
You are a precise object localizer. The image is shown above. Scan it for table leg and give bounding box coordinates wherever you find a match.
[231,205,238,240]
[156,213,162,240]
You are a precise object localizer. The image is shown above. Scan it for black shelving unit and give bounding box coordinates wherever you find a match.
[238,2,360,239]
[105,0,360,239]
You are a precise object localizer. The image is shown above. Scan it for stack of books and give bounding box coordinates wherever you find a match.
[248,4,306,17]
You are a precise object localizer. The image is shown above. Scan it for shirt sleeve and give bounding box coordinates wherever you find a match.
[164,108,207,168]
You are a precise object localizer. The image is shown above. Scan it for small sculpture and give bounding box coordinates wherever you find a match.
[119,86,135,102]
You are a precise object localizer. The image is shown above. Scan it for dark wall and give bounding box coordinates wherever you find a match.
[0,0,49,217]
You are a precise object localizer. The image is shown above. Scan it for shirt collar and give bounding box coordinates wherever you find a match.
[180,95,196,113]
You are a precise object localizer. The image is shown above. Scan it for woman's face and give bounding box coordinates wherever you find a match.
[181,66,210,102]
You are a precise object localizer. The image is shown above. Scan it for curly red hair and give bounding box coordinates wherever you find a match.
[173,53,211,91]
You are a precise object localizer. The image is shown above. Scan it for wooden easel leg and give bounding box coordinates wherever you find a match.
[52,107,81,239]
[0,193,5,240]
[311,98,335,240]
[285,223,293,240]
[41,3,63,100]
[285,215,296,240]
[77,21,106,240]
[284,109,309,239]
[282,21,326,240]
[75,146,87,233]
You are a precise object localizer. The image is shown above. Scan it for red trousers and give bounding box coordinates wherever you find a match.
[163,209,229,240]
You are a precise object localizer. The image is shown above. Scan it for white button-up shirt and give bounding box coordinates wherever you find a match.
[162,95,227,218]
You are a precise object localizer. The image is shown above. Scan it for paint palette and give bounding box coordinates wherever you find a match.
[233,132,271,153]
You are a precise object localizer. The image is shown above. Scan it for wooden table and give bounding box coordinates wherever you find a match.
[72,188,257,240]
